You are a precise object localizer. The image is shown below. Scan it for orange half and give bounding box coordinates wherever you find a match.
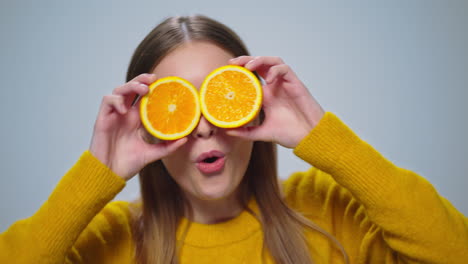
[199,65,263,128]
[140,76,201,140]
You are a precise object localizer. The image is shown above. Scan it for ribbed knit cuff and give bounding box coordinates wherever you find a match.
[293,112,399,208]
[34,151,126,254]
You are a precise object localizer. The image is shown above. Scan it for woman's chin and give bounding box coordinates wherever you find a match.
[186,171,243,201]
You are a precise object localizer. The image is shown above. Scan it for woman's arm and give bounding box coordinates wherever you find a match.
[0,151,126,263]
[1,73,186,263]
[290,112,468,263]
[228,56,468,263]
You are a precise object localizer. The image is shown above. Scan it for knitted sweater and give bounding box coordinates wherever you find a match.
[1,112,467,263]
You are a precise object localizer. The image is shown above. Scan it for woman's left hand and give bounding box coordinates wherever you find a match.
[227,56,325,148]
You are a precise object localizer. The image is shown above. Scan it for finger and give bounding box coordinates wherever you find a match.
[229,56,257,66]
[163,137,188,154]
[244,56,284,72]
[113,80,149,97]
[124,104,143,126]
[100,95,127,115]
[130,73,158,85]
[112,73,157,96]
[265,64,290,84]
[145,137,188,163]
[225,126,268,142]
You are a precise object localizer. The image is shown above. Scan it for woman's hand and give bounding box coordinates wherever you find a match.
[89,74,187,181]
[227,56,325,148]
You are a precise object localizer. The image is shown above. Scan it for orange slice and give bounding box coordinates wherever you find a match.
[200,65,263,128]
[140,76,201,140]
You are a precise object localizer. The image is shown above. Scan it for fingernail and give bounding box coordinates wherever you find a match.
[245,59,256,67]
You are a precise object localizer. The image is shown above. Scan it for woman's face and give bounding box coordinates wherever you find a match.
[153,41,254,202]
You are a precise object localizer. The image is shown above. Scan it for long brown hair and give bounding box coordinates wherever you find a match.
[127,15,349,264]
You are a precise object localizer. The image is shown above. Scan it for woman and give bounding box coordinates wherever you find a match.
[1,15,467,264]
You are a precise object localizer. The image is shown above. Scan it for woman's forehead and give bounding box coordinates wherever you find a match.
[152,41,234,89]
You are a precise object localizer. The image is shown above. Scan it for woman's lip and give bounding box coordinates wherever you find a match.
[196,156,225,174]
[195,150,226,163]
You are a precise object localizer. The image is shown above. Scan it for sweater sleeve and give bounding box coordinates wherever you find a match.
[287,112,468,263]
[0,151,127,264]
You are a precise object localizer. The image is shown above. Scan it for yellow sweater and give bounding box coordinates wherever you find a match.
[1,112,467,263]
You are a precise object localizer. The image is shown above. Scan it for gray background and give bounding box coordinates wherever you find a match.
[1,0,467,232]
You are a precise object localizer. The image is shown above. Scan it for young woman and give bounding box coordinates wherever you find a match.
[1,15,467,264]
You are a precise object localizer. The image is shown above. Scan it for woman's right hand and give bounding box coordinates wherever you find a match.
[89,74,187,181]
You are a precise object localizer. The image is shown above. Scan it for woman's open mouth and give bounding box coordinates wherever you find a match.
[196,150,226,174]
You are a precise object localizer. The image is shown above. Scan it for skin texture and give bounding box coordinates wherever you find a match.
[89,40,325,223]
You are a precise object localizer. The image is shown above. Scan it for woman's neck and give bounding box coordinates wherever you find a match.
[184,192,244,224]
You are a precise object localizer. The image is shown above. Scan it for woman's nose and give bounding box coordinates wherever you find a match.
[192,115,217,139]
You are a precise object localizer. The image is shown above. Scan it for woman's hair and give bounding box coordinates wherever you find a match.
[128,15,348,264]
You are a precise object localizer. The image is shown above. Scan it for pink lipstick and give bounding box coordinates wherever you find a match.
[196,150,225,174]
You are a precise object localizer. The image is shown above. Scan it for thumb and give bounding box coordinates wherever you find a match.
[145,137,188,163]
[225,126,267,141]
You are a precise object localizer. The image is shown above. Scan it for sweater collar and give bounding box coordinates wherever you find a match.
[176,198,262,247]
